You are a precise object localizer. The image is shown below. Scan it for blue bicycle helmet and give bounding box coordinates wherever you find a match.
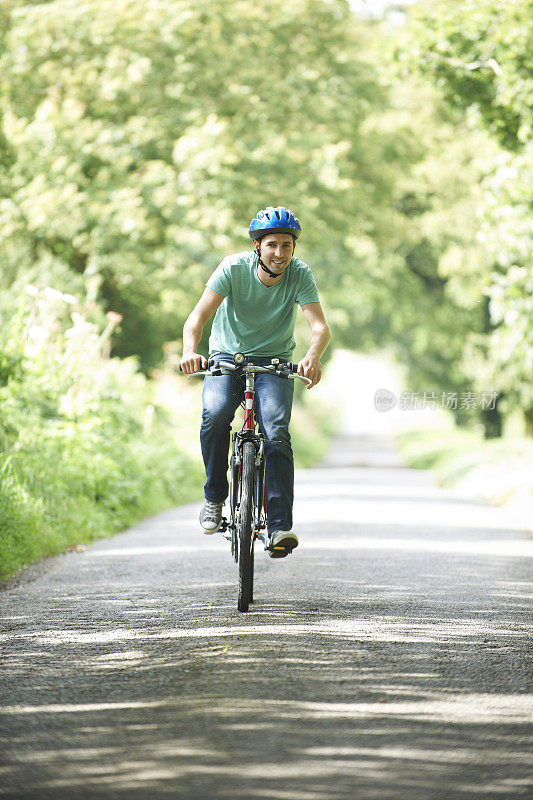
[248,206,302,240]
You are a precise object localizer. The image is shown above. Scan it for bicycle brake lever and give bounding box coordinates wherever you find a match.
[186,370,210,379]
[287,373,312,385]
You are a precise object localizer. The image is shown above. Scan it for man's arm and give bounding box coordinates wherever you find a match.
[299,302,332,389]
[180,287,224,374]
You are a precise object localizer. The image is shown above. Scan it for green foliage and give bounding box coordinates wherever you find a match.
[5,0,528,436]
[342,74,494,419]
[392,0,533,434]
[402,0,532,151]
[0,285,203,579]
[0,0,396,370]
[473,148,533,422]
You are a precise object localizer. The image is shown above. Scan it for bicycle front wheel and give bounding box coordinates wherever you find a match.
[237,440,255,612]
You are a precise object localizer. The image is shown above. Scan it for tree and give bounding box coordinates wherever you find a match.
[402,0,532,151]
[1,0,398,369]
[396,0,533,436]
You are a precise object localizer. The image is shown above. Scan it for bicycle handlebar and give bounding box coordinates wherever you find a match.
[180,356,311,385]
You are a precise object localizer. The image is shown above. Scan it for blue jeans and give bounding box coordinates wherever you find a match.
[200,353,295,534]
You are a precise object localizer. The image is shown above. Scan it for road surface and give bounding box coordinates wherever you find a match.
[1,433,532,799]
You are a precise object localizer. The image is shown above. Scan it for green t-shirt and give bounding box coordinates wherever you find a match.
[206,251,319,359]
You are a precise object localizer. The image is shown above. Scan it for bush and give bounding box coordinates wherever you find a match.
[0,285,203,580]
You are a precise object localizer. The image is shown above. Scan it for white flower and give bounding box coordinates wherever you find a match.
[43,287,65,303]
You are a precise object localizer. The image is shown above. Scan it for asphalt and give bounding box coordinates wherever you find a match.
[1,433,532,800]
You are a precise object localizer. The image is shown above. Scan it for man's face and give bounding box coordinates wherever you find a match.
[256,233,295,274]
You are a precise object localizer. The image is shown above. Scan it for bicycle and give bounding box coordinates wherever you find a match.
[187,353,310,612]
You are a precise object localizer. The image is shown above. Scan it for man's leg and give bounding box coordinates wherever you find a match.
[254,372,295,536]
[200,368,243,504]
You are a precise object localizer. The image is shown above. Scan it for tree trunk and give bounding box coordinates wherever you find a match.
[481,395,503,439]
[524,407,533,439]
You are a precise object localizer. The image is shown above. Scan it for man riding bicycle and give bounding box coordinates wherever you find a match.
[180,206,331,557]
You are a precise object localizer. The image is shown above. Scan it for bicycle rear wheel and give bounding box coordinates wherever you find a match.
[237,440,255,612]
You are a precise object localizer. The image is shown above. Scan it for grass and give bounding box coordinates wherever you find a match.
[0,423,205,582]
[395,415,533,516]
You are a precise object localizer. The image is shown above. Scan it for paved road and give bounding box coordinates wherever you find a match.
[1,434,532,799]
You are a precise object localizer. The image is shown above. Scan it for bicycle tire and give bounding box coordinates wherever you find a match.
[237,440,255,612]
[249,539,255,604]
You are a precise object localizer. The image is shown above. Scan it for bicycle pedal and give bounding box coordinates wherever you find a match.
[268,545,292,559]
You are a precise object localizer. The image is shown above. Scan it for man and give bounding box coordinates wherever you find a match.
[180,206,331,557]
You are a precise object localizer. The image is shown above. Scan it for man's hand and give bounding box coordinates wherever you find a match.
[180,353,208,375]
[298,353,322,389]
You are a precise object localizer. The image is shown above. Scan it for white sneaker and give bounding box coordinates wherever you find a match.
[199,501,224,534]
[269,530,298,558]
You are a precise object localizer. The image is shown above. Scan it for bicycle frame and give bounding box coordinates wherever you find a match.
[229,368,267,555]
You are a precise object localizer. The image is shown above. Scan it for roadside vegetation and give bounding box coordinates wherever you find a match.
[396,416,533,516]
[0,287,203,580]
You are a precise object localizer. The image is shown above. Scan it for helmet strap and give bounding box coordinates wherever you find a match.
[258,255,282,278]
